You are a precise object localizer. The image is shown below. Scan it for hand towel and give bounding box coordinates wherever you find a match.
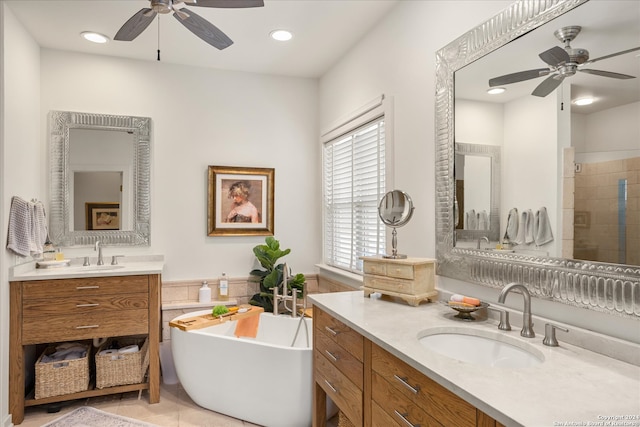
[30,200,47,256]
[478,210,489,231]
[534,207,554,246]
[514,209,534,245]
[7,196,32,257]
[234,311,261,338]
[466,209,477,230]
[504,208,518,243]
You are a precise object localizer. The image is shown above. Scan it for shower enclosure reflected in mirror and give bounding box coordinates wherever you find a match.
[49,111,151,247]
[378,190,414,259]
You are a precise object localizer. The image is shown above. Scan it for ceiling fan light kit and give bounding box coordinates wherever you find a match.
[488,25,640,98]
[114,0,264,50]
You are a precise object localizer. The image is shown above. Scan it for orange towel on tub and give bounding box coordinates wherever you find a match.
[234,311,261,338]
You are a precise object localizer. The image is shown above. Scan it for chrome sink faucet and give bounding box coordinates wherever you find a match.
[477,236,489,249]
[498,282,535,338]
[95,240,104,265]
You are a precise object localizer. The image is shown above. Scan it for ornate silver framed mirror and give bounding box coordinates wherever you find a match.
[379,190,414,259]
[49,111,151,247]
[435,0,640,318]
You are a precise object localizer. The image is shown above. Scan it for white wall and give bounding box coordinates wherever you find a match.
[318,0,638,343]
[1,3,42,425]
[40,49,320,281]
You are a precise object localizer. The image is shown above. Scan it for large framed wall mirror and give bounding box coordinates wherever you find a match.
[49,111,151,247]
[435,0,639,318]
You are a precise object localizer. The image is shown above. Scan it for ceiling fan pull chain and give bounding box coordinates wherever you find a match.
[157,15,161,61]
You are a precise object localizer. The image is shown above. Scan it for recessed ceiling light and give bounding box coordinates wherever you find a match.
[81,31,109,44]
[270,30,293,42]
[487,87,506,95]
[573,97,594,106]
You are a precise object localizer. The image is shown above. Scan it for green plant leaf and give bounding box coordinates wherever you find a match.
[263,268,282,289]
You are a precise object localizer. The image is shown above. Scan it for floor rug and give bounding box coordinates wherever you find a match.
[42,406,159,427]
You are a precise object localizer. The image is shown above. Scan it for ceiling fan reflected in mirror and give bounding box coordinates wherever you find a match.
[114,0,264,50]
[489,26,640,97]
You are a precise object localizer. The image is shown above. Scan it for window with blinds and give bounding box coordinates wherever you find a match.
[323,117,386,274]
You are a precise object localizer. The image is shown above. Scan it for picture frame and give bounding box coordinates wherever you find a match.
[86,202,120,230]
[207,166,274,236]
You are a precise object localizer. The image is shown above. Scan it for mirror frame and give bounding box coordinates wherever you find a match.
[435,0,639,319]
[454,143,501,243]
[49,111,151,247]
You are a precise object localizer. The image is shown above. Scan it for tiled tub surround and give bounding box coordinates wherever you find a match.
[309,291,640,427]
[161,274,323,341]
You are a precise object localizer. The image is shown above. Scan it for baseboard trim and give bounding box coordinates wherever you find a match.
[3,413,13,427]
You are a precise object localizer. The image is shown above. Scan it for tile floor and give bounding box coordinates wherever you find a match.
[19,382,339,426]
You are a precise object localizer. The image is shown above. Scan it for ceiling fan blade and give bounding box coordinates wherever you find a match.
[531,75,564,97]
[579,69,636,79]
[173,8,233,50]
[539,46,570,66]
[489,68,550,87]
[583,46,640,65]
[182,0,264,8]
[114,8,157,41]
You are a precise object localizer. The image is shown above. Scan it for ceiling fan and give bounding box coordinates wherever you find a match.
[488,26,640,97]
[114,0,264,50]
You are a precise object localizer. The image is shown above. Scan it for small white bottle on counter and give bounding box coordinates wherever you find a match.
[199,281,211,303]
[219,273,229,301]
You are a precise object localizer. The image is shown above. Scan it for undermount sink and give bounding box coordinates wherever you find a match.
[70,265,126,272]
[418,327,544,368]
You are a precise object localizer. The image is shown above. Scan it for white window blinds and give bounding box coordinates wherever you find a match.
[323,117,386,273]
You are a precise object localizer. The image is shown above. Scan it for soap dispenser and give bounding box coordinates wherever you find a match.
[219,273,229,301]
[199,281,211,303]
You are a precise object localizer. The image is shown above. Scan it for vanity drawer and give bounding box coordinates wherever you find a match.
[22,309,149,344]
[315,329,363,389]
[371,400,400,427]
[314,307,363,361]
[23,293,149,317]
[372,371,435,427]
[371,343,475,427]
[315,350,362,427]
[23,275,149,299]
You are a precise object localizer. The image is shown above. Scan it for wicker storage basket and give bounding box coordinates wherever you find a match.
[35,343,90,399]
[337,410,356,427]
[95,336,149,389]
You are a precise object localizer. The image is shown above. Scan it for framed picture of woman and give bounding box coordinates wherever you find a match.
[207,166,274,236]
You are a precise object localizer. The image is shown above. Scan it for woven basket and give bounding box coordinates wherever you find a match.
[337,411,356,427]
[35,343,90,399]
[95,336,149,389]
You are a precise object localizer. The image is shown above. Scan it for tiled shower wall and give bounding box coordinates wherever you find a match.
[574,157,639,265]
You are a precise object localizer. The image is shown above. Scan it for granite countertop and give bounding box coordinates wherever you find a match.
[309,291,640,427]
[9,255,164,281]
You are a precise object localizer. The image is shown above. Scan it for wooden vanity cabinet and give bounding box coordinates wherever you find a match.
[313,307,506,427]
[9,274,161,425]
[313,306,367,427]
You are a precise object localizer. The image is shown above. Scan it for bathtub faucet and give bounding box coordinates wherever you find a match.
[273,263,304,318]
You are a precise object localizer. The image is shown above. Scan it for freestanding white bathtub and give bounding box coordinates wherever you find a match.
[170,310,320,427]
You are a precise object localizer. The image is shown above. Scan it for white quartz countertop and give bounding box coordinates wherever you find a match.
[309,291,640,427]
[9,255,164,281]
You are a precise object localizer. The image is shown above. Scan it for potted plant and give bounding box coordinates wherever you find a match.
[249,237,305,313]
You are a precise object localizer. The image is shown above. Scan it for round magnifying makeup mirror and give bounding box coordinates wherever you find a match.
[378,190,414,259]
